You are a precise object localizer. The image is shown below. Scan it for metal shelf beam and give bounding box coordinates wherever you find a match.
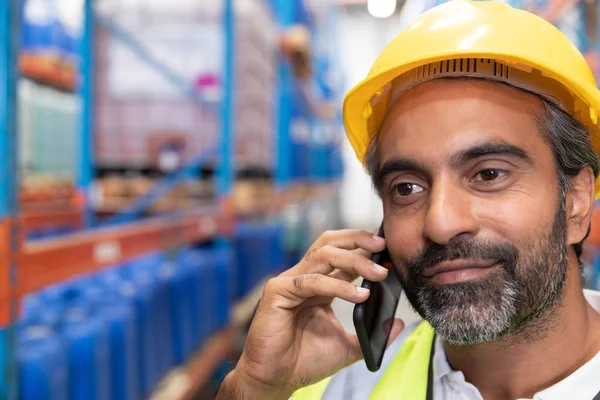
[17,206,228,297]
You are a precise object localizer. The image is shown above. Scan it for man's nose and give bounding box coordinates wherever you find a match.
[422,179,480,245]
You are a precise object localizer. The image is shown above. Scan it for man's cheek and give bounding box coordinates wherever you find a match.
[473,196,553,241]
[392,258,415,283]
[385,224,424,263]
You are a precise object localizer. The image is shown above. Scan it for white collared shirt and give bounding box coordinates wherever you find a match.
[432,289,600,400]
[320,290,600,400]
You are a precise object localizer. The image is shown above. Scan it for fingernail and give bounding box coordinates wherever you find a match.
[372,235,384,243]
[374,263,388,273]
[357,287,370,295]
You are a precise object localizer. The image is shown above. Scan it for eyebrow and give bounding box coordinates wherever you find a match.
[374,158,427,191]
[374,141,533,191]
[449,142,534,168]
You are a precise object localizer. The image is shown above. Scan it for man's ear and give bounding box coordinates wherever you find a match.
[566,167,595,246]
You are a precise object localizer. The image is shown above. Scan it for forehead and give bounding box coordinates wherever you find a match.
[378,79,548,166]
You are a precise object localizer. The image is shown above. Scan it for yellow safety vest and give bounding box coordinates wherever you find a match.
[292,321,435,400]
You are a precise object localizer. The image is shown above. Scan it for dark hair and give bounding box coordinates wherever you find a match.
[364,80,599,263]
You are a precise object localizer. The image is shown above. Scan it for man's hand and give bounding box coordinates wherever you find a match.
[217,229,405,399]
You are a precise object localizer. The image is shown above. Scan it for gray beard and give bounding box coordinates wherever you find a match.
[418,273,523,346]
[400,201,568,346]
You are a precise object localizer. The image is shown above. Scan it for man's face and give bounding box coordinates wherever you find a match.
[377,79,569,345]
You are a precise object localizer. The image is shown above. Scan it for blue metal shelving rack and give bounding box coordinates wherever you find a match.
[0,0,237,397]
[0,0,22,397]
[78,0,95,228]
[274,1,295,192]
[0,0,346,396]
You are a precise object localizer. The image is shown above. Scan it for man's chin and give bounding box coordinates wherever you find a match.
[411,279,520,345]
[423,303,513,345]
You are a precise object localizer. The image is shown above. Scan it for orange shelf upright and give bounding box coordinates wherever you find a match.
[17,206,227,297]
[0,219,16,326]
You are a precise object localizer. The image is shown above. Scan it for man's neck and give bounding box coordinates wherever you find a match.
[443,267,600,400]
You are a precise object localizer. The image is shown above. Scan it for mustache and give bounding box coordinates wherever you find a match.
[407,239,519,274]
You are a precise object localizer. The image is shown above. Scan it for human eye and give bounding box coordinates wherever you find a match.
[393,182,425,196]
[471,168,509,183]
[389,181,426,206]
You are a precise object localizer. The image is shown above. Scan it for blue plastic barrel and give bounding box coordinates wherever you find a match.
[21,294,44,325]
[268,221,285,275]
[95,267,144,400]
[212,247,234,331]
[166,252,194,364]
[60,305,111,400]
[180,248,214,348]
[18,324,69,400]
[88,284,139,400]
[36,281,79,327]
[234,223,262,299]
[120,252,173,392]
[256,224,273,279]
[117,259,160,397]
[144,254,175,377]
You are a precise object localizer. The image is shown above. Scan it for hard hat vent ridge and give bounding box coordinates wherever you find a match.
[412,59,509,81]
[388,58,538,109]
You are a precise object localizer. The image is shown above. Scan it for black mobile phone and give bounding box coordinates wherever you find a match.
[353,223,403,372]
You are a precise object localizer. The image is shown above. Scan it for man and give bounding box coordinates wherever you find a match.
[217,1,600,399]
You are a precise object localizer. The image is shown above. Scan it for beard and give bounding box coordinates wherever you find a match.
[397,200,569,346]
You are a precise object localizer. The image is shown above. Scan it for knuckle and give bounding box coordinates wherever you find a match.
[319,230,339,244]
[322,230,335,239]
[301,274,323,290]
[303,248,317,262]
[307,273,323,284]
[263,278,277,294]
[293,275,305,291]
[336,279,351,291]
[320,244,335,257]
[359,229,374,241]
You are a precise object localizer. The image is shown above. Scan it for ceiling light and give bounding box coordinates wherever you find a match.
[368,0,396,18]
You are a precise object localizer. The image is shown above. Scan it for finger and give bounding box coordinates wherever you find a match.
[299,245,388,281]
[328,269,358,283]
[265,274,370,309]
[356,227,384,258]
[310,229,386,254]
[352,246,373,259]
[343,228,386,259]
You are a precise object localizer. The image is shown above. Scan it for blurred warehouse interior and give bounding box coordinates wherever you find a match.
[6,0,600,399]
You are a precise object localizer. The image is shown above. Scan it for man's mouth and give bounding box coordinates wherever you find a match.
[423,259,500,285]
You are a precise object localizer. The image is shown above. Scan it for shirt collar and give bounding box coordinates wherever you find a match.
[534,348,600,400]
[431,289,600,399]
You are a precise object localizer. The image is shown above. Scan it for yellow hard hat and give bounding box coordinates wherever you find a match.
[343,0,600,195]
